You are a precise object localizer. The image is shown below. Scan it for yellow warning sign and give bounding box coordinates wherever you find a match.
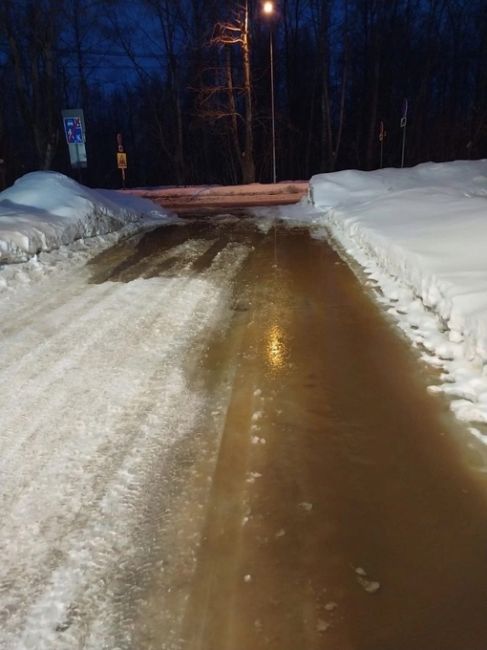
[117,152,127,169]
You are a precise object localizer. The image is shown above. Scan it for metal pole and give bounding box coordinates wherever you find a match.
[401,123,407,168]
[270,30,277,184]
[380,140,383,169]
[273,217,278,268]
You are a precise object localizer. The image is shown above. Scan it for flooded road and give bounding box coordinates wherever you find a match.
[91,216,487,650]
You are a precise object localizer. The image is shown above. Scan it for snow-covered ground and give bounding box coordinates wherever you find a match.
[0,221,246,648]
[0,172,198,648]
[4,165,481,431]
[309,160,487,434]
[3,161,487,645]
[0,172,174,265]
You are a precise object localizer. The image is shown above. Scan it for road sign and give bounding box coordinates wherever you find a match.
[63,116,84,144]
[61,109,87,169]
[117,152,127,169]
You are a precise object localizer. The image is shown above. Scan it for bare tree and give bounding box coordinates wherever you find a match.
[0,0,63,170]
[209,1,255,183]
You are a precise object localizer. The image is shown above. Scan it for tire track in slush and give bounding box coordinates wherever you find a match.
[0,234,249,648]
[0,237,221,467]
[0,237,215,393]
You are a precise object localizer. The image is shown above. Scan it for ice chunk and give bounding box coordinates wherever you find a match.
[316,619,330,633]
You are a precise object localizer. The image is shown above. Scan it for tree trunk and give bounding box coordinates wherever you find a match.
[241,0,255,184]
[225,48,243,181]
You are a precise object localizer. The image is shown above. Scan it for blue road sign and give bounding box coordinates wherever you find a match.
[62,109,87,168]
[63,116,84,144]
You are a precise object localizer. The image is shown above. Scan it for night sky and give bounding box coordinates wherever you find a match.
[0,0,486,187]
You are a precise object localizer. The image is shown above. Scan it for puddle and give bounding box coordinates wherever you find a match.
[91,217,487,649]
[181,223,487,650]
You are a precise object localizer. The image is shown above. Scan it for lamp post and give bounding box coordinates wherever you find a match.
[263,1,277,184]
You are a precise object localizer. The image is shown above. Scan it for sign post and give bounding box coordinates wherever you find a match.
[400,98,408,168]
[62,109,87,180]
[378,120,386,169]
[116,133,127,188]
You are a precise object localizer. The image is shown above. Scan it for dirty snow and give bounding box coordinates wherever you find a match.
[3,158,487,644]
[130,181,307,202]
[0,195,250,647]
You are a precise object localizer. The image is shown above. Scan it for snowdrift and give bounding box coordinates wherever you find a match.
[0,172,170,264]
[311,160,487,428]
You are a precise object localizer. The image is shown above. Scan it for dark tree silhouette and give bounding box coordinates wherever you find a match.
[0,0,486,186]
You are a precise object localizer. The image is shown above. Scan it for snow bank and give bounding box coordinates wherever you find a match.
[310,160,487,429]
[131,181,307,200]
[310,160,487,208]
[128,181,309,211]
[0,172,171,264]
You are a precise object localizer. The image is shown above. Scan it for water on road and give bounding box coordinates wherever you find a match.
[3,215,487,649]
[93,216,487,650]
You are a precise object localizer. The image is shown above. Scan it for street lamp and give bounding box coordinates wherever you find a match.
[262,1,277,184]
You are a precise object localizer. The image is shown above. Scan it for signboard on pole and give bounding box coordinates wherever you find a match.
[379,120,386,168]
[400,98,408,168]
[61,109,87,169]
[116,133,127,188]
[400,98,408,129]
[63,116,84,144]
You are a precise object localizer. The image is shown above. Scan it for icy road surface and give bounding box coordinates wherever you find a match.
[2,216,487,649]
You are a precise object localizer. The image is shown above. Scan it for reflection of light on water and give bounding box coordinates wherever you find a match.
[267,324,287,370]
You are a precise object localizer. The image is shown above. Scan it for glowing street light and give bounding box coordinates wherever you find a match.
[262,1,277,183]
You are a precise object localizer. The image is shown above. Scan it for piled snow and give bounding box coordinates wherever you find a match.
[128,181,309,211]
[130,181,307,200]
[0,172,172,264]
[248,196,323,232]
[310,160,487,429]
